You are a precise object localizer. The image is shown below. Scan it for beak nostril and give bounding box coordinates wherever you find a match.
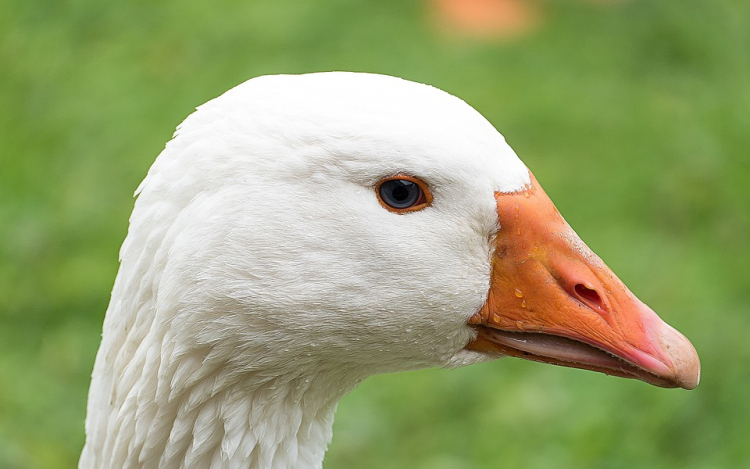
[574,283,606,312]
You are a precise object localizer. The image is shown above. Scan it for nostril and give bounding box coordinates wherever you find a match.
[574,283,606,313]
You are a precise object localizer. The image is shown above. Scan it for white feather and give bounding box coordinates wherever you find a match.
[80,72,531,469]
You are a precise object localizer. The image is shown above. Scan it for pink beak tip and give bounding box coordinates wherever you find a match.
[659,322,701,390]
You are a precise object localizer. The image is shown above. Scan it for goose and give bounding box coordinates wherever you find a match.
[80,72,700,469]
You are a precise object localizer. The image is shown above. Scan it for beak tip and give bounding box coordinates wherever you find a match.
[659,323,701,390]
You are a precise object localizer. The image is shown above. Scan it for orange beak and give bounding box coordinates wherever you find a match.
[466,172,700,389]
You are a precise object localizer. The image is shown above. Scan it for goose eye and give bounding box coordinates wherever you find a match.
[376,175,432,213]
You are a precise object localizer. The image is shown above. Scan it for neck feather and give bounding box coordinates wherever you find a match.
[80,194,362,468]
[81,336,358,469]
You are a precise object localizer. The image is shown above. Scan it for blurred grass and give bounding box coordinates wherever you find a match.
[1,0,749,467]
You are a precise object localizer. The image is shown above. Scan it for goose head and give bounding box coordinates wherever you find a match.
[82,72,699,468]
[140,71,697,385]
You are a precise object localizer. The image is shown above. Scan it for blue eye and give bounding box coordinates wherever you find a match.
[376,176,431,212]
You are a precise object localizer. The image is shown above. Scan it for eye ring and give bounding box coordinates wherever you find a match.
[375,175,433,213]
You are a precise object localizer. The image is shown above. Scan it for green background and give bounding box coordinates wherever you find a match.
[2,0,748,467]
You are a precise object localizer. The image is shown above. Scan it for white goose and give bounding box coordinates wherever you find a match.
[80,72,700,469]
